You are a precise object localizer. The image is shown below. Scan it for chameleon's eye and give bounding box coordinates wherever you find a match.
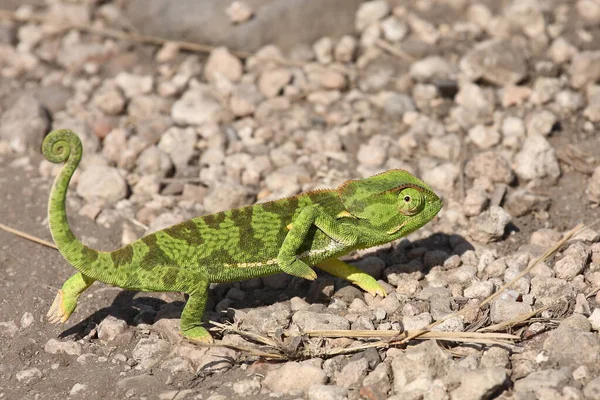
[398,188,425,216]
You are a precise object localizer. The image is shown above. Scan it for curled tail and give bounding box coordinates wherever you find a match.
[42,129,103,276]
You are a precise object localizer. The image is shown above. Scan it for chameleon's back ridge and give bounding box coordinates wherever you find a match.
[43,129,442,343]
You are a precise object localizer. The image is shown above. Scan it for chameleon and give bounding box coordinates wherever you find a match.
[42,129,443,343]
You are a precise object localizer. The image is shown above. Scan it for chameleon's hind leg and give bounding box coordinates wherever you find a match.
[179,279,212,343]
[47,272,95,323]
[316,259,386,297]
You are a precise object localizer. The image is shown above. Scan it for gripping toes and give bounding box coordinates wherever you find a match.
[47,290,75,324]
[280,258,317,281]
[356,276,387,298]
[181,326,214,344]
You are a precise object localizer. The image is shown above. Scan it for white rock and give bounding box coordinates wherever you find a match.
[115,72,153,98]
[0,94,50,152]
[204,47,243,83]
[514,134,560,182]
[76,165,128,205]
[132,338,170,369]
[226,1,253,24]
[381,16,408,42]
[45,338,83,356]
[263,361,327,394]
[334,35,357,63]
[16,368,42,384]
[98,315,128,341]
[258,68,292,98]
[308,384,348,400]
[171,83,223,125]
[355,0,390,32]
[313,36,334,64]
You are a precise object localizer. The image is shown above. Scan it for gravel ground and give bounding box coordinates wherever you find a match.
[2,0,600,399]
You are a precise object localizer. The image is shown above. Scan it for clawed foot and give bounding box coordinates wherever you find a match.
[47,290,76,324]
[280,259,317,281]
[181,326,214,344]
[356,277,387,298]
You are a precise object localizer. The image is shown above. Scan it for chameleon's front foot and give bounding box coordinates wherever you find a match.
[181,326,214,344]
[279,258,317,280]
[47,290,77,324]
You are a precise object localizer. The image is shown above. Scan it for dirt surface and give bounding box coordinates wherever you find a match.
[3,1,600,399]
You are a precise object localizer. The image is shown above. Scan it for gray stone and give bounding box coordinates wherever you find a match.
[543,321,600,366]
[391,340,453,394]
[513,368,571,396]
[307,384,348,400]
[203,182,250,214]
[464,281,494,299]
[0,321,18,337]
[76,165,128,206]
[402,312,432,331]
[128,0,362,52]
[194,346,237,374]
[131,337,170,369]
[258,67,292,97]
[98,316,128,342]
[569,51,600,89]
[204,47,243,83]
[0,94,49,152]
[44,338,83,356]
[232,379,261,396]
[514,135,560,182]
[587,166,600,204]
[460,39,527,86]
[335,357,369,388]
[589,308,600,330]
[292,311,350,331]
[158,127,198,171]
[526,110,556,137]
[450,367,508,400]
[263,361,327,394]
[464,151,513,184]
[355,0,389,31]
[115,72,153,99]
[160,356,194,374]
[584,376,600,400]
[15,367,42,384]
[69,383,87,396]
[171,83,223,125]
[410,56,454,83]
[238,302,291,334]
[469,206,511,244]
[490,299,532,323]
[531,276,576,304]
[136,146,173,178]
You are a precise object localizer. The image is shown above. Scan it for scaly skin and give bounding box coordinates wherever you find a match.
[43,129,443,343]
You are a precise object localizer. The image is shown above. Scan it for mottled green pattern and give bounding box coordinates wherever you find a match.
[43,129,442,342]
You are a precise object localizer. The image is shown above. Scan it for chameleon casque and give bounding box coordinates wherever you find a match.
[43,129,443,343]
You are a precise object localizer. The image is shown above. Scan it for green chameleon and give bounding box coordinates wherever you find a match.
[43,129,442,343]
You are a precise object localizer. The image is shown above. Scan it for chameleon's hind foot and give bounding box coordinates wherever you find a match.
[280,259,317,281]
[181,326,214,344]
[47,290,77,324]
[356,277,387,298]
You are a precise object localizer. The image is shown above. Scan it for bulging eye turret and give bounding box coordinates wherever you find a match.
[398,188,425,216]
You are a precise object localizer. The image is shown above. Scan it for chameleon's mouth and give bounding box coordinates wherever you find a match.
[387,220,408,235]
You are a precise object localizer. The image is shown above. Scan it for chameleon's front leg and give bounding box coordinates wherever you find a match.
[316,258,386,297]
[47,272,95,323]
[278,205,358,280]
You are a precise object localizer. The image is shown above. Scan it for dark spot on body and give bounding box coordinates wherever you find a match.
[111,245,134,268]
[164,220,205,246]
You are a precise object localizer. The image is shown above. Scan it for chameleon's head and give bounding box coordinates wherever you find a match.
[338,170,442,238]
